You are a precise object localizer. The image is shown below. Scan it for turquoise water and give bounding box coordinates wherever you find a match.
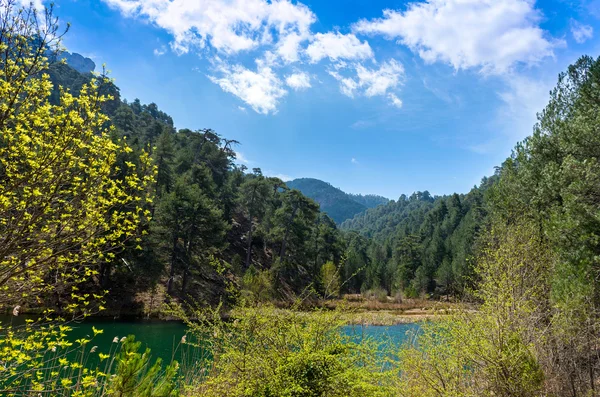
[67,318,189,363]
[344,323,421,346]
[1,316,420,364]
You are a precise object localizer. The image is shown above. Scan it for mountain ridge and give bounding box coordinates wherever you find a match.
[285,178,389,224]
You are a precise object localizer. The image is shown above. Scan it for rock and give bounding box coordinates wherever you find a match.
[59,52,95,74]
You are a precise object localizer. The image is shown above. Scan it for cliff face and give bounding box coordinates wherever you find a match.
[59,52,95,74]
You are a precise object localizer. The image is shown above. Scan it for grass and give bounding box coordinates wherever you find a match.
[319,295,473,325]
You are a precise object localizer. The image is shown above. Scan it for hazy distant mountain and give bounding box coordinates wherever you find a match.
[59,52,95,74]
[285,178,389,224]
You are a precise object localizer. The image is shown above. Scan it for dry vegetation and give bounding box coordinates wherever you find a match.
[321,295,473,325]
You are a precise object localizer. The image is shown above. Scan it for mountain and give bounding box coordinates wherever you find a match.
[285,178,388,224]
[46,55,121,116]
[59,52,95,74]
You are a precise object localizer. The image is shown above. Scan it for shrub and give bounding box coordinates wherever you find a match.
[0,2,155,394]
[364,287,388,302]
[105,336,179,397]
[397,223,548,397]
[241,266,273,303]
[172,303,398,396]
[320,261,341,299]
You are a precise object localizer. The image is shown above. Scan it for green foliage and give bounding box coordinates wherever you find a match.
[320,261,340,298]
[0,0,154,311]
[399,55,600,396]
[0,4,182,395]
[398,223,548,397]
[241,266,273,302]
[106,336,179,397]
[483,55,600,395]
[347,193,389,209]
[0,322,179,396]
[174,304,397,397]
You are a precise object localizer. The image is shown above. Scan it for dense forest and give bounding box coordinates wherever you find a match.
[340,180,494,297]
[286,178,388,224]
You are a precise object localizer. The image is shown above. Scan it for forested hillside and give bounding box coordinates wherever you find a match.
[285,178,388,224]
[41,52,493,310]
[347,192,390,209]
[341,182,493,297]
[18,56,348,313]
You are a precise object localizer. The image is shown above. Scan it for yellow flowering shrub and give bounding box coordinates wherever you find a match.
[0,3,154,311]
[0,2,158,394]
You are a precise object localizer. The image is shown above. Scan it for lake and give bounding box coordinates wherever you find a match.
[1,316,420,365]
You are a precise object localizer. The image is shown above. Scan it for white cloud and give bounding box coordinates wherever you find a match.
[18,0,44,10]
[354,0,559,74]
[388,93,403,108]
[238,106,247,112]
[103,0,316,55]
[276,32,305,63]
[153,45,167,56]
[571,20,593,43]
[264,171,293,181]
[351,157,359,164]
[306,32,373,63]
[471,74,552,153]
[235,151,252,164]
[329,59,405,104]
[208,64,287,115]
[356,60,405,97]
[327,70,359,97]
[285,72,311,90]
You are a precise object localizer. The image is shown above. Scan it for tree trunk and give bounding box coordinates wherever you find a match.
[99,262,111,288]
[181,239,194,298]
[181,265,189,297]
[280,206,298,260]
[245,224,254,269]
[167,235,177,296]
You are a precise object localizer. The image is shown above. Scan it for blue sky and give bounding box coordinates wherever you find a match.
[43,0,600,199]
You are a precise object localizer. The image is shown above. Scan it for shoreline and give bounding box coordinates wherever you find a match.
[3,297,473,326]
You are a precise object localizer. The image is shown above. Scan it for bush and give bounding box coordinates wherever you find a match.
[397,223,548,397]
[320,261,341,299]
[364,287,389,302]
[403,285,419,299]
[240,266,273,303]
[173,303,397,396]
[105,336,179,397]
